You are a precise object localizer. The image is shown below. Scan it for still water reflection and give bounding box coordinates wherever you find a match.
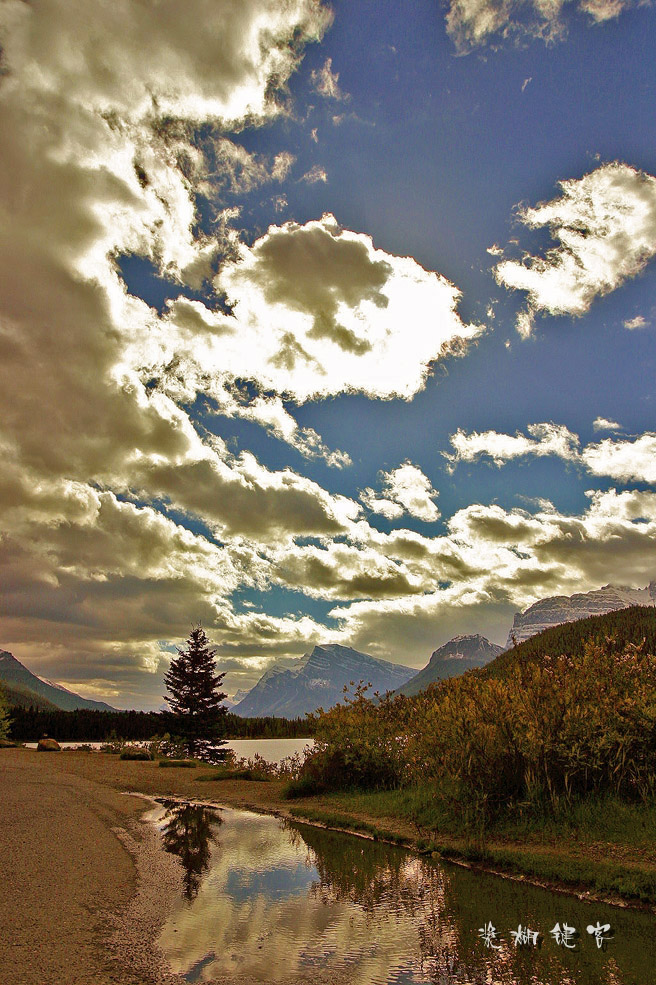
[154,801,656,985]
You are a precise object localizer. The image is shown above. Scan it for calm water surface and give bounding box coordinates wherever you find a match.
[24,736,313,762]
[153,801,656,985]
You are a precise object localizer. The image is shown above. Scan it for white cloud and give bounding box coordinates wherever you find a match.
[206,140,296,196]
[446,423,580,468]
[444,0,639,53]
[1,0,332,124]
[360,463,440,522]
[593,416,622,431]
[310,57,345,99]
[495,163,656,335]
[172,214,479,403]
[582,434,656,484]
[0,0,347,705]
[623,315,648,330]
[447,423,656,488]
[3,0,652,710]
[301,164,328,183]
[328,489,656,662]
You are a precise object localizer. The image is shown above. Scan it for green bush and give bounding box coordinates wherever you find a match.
[119,745,153,761]
[158,758,198,768]
[294,683,406,794]
[296,636,656,834]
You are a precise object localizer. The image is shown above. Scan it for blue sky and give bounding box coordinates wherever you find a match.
[1,0,655,708]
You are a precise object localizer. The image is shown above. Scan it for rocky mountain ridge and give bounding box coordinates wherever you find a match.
[506,581,656,648]
[395,634,504,698]
[232,643,414,719]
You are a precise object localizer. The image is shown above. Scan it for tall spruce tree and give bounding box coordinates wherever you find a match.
[163,627,227,762]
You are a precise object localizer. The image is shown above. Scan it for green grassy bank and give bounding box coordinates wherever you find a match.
[283,784,656,905]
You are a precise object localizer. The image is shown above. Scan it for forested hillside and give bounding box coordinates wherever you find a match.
[481,605,656,680]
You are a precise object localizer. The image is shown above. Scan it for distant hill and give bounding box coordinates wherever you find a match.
[0,679,59,711]
[0,650,115,711]
[506,581,656,647]
[481,606,656,681]
[232,643,414,718]
[395,635,504,697]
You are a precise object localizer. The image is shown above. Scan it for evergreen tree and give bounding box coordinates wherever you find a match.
[163,627,227,762]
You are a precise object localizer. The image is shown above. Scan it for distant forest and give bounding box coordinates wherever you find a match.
[9,707,314,742]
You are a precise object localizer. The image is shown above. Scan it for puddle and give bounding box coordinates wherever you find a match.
[152,800,656,984]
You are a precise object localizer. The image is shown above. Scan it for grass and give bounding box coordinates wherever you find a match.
[158,758,198,768]
[283,783,656,903]
[196,767,272,782]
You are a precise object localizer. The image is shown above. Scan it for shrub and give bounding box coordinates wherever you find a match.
[293,683,406,794]
[293,635,656,833]
[119,745,153,761]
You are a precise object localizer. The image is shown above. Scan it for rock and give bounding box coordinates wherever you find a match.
[395,635,504,697]
[37,737,60,751]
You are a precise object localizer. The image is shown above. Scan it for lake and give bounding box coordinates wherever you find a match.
[153,800,656,985]
[24,737,314,763]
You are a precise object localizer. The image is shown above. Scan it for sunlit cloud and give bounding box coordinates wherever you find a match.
[328,489,656,660]
[445,423,580,468]
[593,416,622,431]
[360,463,440,522]
[310,57,346,99]
[623,314,648,330]
[301,164,329,183]
[445,0,640,53]
[447,423,656,486]
[494,163,656,336]
[582,434,656,483]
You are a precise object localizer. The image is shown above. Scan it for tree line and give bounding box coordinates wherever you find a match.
[7,628,314,746]
[9,706,313,742]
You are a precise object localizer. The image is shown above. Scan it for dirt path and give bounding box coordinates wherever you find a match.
[0,751,151,984]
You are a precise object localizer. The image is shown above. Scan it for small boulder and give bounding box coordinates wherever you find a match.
[37,737,61,751]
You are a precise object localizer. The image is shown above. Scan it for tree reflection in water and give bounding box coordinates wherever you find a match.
[285,821,467,980]
[160,800,223,900]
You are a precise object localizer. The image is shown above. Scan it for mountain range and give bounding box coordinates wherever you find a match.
[3,578,655,718]
[232,578,656,717]
[0,650,115,712]
[232,643,414,718]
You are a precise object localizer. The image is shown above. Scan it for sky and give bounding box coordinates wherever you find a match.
[0,0,655,710]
